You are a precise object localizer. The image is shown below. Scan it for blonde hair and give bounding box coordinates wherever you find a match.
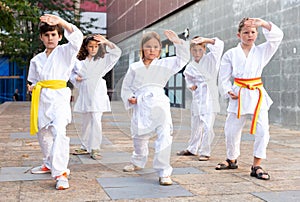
[139,31,162,59]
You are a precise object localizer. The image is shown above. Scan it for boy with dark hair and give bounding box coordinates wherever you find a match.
[27,14,83,190]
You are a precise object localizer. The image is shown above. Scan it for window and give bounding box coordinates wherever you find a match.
[161,38,186,108]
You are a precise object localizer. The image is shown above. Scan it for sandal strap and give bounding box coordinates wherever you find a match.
[252,166,269,176]
[258,172,269,176]
[252,166,263,171]
[226,159,237,166]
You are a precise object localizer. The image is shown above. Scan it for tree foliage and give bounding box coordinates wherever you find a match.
[0,0,104,67]
[0,0,39,66]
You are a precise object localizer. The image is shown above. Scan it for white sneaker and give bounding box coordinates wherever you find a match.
[123,164,142,172]
[55,172,69,190]
[31,165,51,174]
[159,176,173,186]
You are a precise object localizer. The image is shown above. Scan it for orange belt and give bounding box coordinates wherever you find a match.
[234,77,263,135]
[30,80,66,135]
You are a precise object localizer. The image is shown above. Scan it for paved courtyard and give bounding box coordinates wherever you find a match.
[0,101,299,201]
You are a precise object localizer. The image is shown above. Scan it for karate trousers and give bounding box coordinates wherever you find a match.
[37,118,70,178]
[80,112,103,152]
[224,110,270,160]
[130,125,173,178]
[187,113,216,156]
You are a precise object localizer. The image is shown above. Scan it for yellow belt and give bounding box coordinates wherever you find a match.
[234,77,263,135]
[30,80,66,135]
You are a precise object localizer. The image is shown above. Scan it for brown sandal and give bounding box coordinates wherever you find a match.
[250,166,270,180]
[215,159,238,170]
[176,150,195,156]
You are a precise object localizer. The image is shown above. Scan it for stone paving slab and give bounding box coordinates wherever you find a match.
[10,132,36,139]
[171,142,189,152]
[241,133,255,141]
[134,167,205,175]
[71,136,113,145]
[252,190,300,202]
[0,167,50,182]
[173,167,205,175]
[100,151,132,164]
[108,122,131,127]
[173,125,191,130]
[76,151,131,164]
[97,176,194,200]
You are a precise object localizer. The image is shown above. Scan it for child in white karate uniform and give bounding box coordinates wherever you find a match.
[121,30,189,185]
[27,14,83,190]
[177,36,224,161]
[216,18,283,180]
[70,34,121,160]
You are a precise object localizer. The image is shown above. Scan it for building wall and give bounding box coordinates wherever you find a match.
[110,0,300,130]
[107,0,195,43]
[81,0,106,12]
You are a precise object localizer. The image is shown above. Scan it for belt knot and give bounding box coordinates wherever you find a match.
[234,77,263,134]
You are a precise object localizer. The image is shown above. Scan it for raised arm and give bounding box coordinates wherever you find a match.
[259,20,284,67]
[40,14,74,33]
[164,30,183,44]
[93,35,122,76]
[161,30,190,73]
[203,37,224,76]
[94,34,116,49]
[244,18,271,31]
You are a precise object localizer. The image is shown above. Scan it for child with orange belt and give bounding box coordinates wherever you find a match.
[216,18,283,180]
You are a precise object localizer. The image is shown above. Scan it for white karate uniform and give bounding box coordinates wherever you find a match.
[218,22,283,160]
[27,24,83,178]
[183,38,224,156]
[121,40,190,177]
[70,44,121,152]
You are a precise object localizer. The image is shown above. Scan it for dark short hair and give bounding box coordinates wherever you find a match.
[238,17,250,32]
[77,34,107,61]
[39,22,64,36]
